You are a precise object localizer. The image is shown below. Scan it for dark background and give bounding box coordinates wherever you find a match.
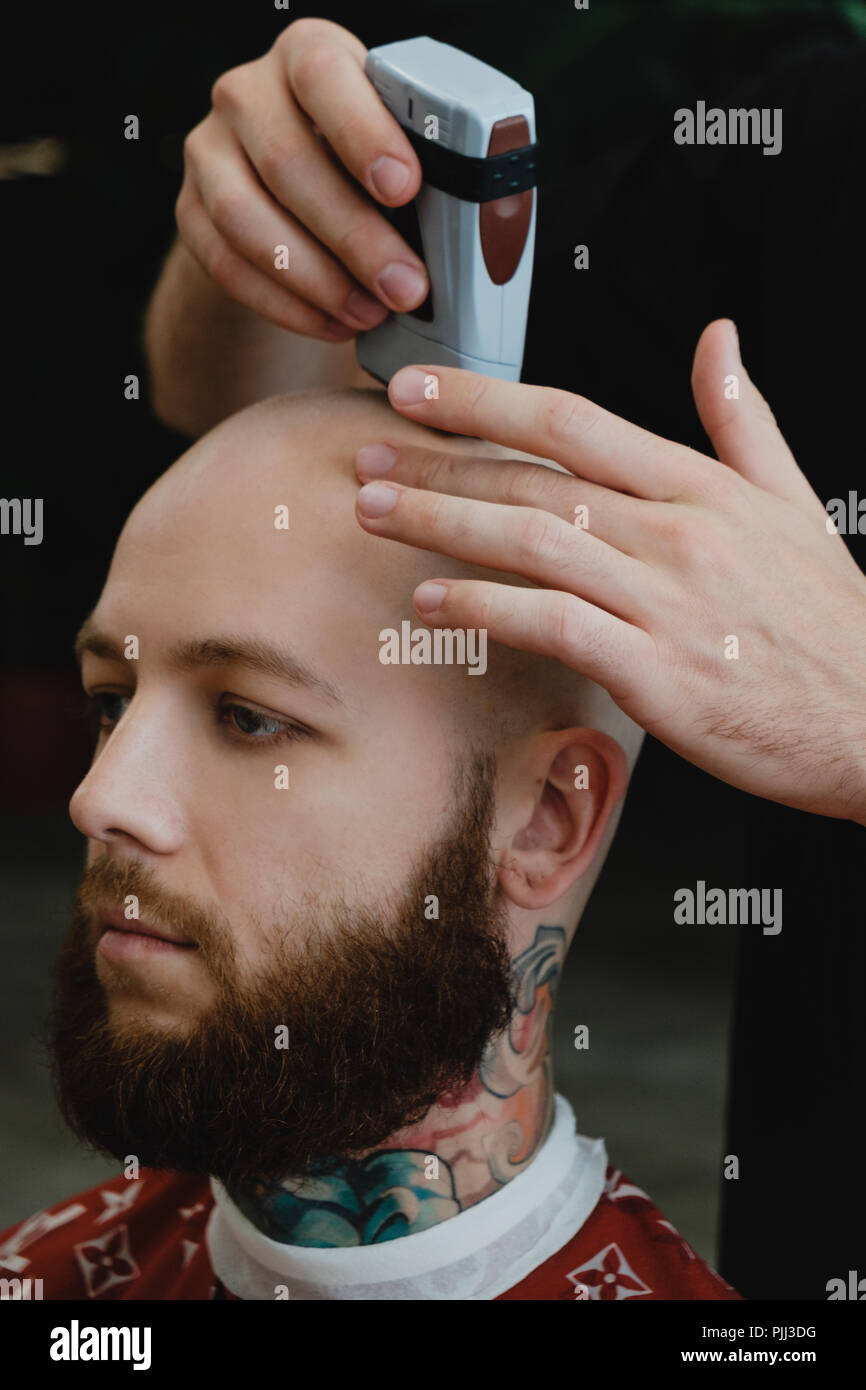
[2,0,864,1297]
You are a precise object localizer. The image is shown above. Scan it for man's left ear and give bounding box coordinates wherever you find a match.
[498,728,629,910]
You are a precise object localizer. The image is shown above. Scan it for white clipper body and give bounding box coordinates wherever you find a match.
[356,36,537,385]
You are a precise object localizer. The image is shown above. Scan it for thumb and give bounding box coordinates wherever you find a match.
[691,318,819,509]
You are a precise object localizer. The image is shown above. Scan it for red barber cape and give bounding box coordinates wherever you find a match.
[0,1165,741,1301]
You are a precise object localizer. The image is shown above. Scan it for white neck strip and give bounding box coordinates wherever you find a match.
[206,1094,607,1300]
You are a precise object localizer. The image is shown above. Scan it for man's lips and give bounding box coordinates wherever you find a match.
[97,908,197,950]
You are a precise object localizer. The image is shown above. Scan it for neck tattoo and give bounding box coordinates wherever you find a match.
[227,923,566,1247]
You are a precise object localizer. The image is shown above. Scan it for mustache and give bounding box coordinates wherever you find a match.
[76,855,236,967]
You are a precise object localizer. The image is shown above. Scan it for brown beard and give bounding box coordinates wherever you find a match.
[46,754,517,1187]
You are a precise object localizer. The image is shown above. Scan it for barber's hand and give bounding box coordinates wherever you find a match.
[354,319,866,824]
[176,17,428,341]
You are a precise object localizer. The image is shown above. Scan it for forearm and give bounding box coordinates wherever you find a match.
[143,238,375,438]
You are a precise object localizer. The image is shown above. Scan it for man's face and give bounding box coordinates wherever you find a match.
[50,396,517,1184]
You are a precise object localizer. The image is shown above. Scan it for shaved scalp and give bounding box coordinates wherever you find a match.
[139,385,644,767]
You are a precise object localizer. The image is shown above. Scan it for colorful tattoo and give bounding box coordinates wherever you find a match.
[229,923,566,1247]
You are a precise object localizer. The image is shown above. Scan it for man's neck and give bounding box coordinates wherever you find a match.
[226,923,566,1247]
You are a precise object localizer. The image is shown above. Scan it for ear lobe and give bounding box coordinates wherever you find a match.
[499,729,629,911]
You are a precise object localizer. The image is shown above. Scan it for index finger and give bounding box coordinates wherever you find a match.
[387,365,716,502]
[282,22,423,206]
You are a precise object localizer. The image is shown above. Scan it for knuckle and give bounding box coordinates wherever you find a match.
[695,456,742,508]
[474,589,494,629]
[427,491,459,538]
[181,126,204,173]
[174,188,192,235]
[652,507,691,548]
[290,40,343,103]
[541,392,598,448]
[325,108,369,162]
[257,135,297,188]
[548,593,587,654]
[210,65,248,114]
[279,17,323,52]
[652,506,713,569]
[419,450,463,491]
[516,508,561,564]
[501,469,528,507]
[464,374,492,420]
[204,240,242,292]
[478,584,506,632]
[208,188,247,242]
[332,214,374,265]
[504,463,555,509]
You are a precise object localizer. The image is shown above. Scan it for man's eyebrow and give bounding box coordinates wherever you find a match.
[72,618,345,707]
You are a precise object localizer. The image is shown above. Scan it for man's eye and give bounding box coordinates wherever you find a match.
[218,701,309,747]
[81,691,130,739]
[78,692,309,749]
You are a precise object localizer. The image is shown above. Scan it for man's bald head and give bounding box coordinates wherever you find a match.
[119,386,641,764]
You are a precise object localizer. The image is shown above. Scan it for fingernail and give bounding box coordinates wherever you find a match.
[369,155,410,200]
[376,262,427,308]
[345,290,388,327]
[729,319,740,358]
[415,582,447,613]
[390,367,434,405]
[357,482,399,517]
[356,443,397,477]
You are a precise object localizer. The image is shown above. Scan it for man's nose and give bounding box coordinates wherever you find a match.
[68,701,187,853]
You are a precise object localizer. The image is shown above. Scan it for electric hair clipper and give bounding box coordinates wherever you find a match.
[356,35,537,385]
